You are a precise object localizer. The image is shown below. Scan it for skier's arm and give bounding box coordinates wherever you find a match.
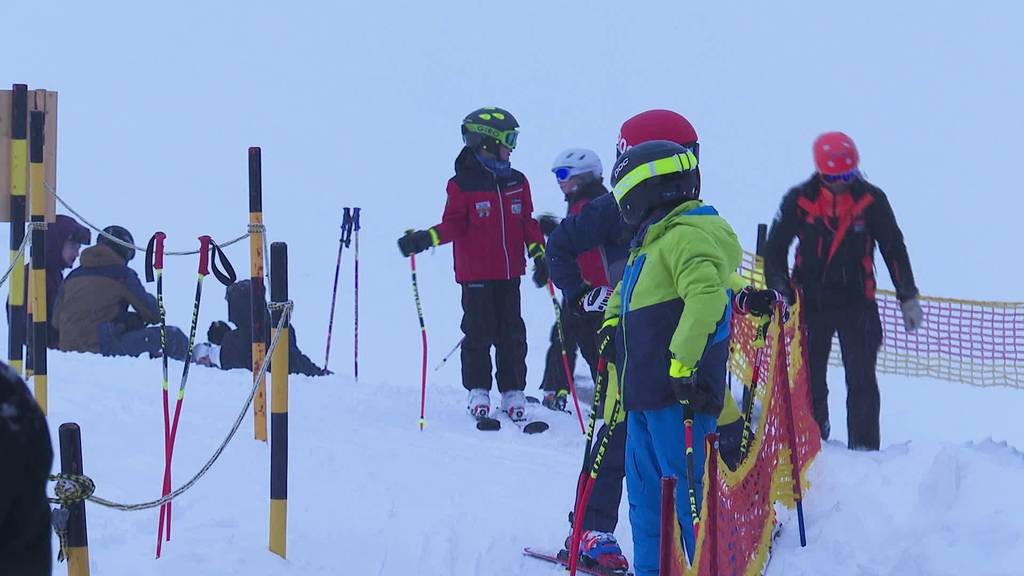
[763,189,801,299]
[668,230,730,370]
[520,179,545,250]
[429,182,470,246]
[604,280,623,322]
[870,188,919,302]
[549,195,621,303]
[123,270,161,325]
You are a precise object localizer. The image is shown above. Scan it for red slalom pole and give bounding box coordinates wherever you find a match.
[156,235,211,558]
[546,280,585,434]
[410,254,428,430]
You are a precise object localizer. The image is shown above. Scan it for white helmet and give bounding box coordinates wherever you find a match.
[551,148,602,183]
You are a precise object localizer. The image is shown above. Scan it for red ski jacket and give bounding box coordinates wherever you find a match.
[431,148,544,283]
[566,182,611,289]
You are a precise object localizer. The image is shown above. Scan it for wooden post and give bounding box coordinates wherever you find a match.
[269,241,289,558]
[8,84,28,376]
[59,423,90,576]
[249,147,268,441]
[705,432,720,576]
[28,110,48,413]
[659,476,682,576]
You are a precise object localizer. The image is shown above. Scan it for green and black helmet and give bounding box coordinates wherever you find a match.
[610,140,699,226]
[461,107,519,155]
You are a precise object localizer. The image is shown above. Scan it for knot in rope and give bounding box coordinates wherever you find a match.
[48,473,96,506]
[267,300,294,313]
[247,223,266,234]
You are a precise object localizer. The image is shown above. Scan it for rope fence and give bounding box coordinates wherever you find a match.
[47,302,293,510]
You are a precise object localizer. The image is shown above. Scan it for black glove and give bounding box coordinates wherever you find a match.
[207,320,230,345]
[397,229,435,257]
[538,214,560,236]
[669,362,722,415]
[531,256,549,288]
[596,320,618,363]
[734,287,781,316]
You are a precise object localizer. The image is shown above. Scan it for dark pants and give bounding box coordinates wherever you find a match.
[804,297,883,450]
[541,307,601,392]
[460,279,527,393]
[580,417,627,533]
[98,323,189,361]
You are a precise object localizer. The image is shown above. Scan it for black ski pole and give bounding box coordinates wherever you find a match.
[324,208,353,373]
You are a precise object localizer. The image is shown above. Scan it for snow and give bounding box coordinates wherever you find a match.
[3,0,1023,574]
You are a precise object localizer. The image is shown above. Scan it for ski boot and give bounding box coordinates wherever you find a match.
[500,390,527,422]
[467,388,490,419]
[564,531,630,575]
[542,389,568,412]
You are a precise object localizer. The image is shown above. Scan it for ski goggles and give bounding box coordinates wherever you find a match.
[552,166,574,182]
[821,170,859,183]
[463,123,519,150]
[612,148,698,204]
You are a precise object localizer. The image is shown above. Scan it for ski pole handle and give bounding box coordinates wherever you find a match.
[198,235,212,276]
[353,207,361,231]
[154,232,165,271]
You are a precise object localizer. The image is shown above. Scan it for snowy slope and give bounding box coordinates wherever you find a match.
[3,0,1023,574]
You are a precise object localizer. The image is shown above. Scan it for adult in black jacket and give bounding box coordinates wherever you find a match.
[0,361,52,576]
[203,280,325,377]
[764,131,923,450]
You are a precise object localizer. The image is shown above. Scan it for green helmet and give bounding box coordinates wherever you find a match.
[461,107,519,154]
[610,140,699,226]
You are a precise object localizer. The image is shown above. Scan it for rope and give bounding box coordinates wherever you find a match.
[46,303,293,511]
[0,233,31,289]
[44,182,250,256]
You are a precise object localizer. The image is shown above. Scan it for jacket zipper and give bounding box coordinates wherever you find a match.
[496,180,510,278]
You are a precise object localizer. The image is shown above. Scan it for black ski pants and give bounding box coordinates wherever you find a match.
[804,296,884,450]
[578,416,627,534]
[541,306,601,393]
[460,279,528,393]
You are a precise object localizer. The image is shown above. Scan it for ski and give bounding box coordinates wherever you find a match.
[496,409,549,434]
[527,394,575,416]
[523,547,632,576]
[474,414,501,431]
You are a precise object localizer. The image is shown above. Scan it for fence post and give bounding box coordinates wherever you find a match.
[659,476,682,576]
[59,423,90,576]
[8,83,28,376]
[269,241,289,558]
[29,110,48,413]
[249,147,268,442]
[706,432,720,576]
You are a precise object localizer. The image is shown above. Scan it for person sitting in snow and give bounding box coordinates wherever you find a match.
[195,279,325,377]
[52,225,189,359]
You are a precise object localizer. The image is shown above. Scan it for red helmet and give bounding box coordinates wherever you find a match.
[617,110,698,158]
[813,131,859,175]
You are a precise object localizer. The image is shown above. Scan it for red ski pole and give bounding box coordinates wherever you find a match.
[410,253,428,430]
[546,280,585,434]
[156,235,211,558]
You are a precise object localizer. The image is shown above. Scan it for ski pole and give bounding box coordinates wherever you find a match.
[569,390,623,576]
[324,208,353,373]
[434,336,464,372]
[145,232,170,551]
[739,315,771,462]
[156,236,211,558]
[546,279,585,434]
[410,253,428,430]
[683,404,700,561]
[353,207,361,382]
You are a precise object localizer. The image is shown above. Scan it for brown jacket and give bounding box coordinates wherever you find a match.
[52,244,159,353]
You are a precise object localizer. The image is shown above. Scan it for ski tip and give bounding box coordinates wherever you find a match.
[475,417,501,431]
[522,421,549,434]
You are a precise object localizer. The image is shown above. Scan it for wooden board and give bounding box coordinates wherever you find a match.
[0,88,58,222]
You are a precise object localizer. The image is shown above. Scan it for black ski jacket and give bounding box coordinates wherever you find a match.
[764,175,918,305]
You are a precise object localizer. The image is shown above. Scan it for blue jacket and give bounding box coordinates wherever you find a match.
[546,192,631,303]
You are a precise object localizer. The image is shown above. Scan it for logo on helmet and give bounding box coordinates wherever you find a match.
[616,135,629,156]
[612,157,630,179]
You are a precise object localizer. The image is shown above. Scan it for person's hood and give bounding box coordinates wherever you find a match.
[79,243,126,267]
[46,215,91,272]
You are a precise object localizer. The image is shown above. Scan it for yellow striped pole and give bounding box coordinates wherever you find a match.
[269,241,289,558]
[59,423,91,576]
[8,84,28,376]
[249,147,268,441]
[28,110,47,413]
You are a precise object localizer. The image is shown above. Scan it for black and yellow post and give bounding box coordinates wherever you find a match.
[249,147,268,442]
[59,423,90,575]
[8,84,28,376]
[269,241,289,558]
[28,110,48,413]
